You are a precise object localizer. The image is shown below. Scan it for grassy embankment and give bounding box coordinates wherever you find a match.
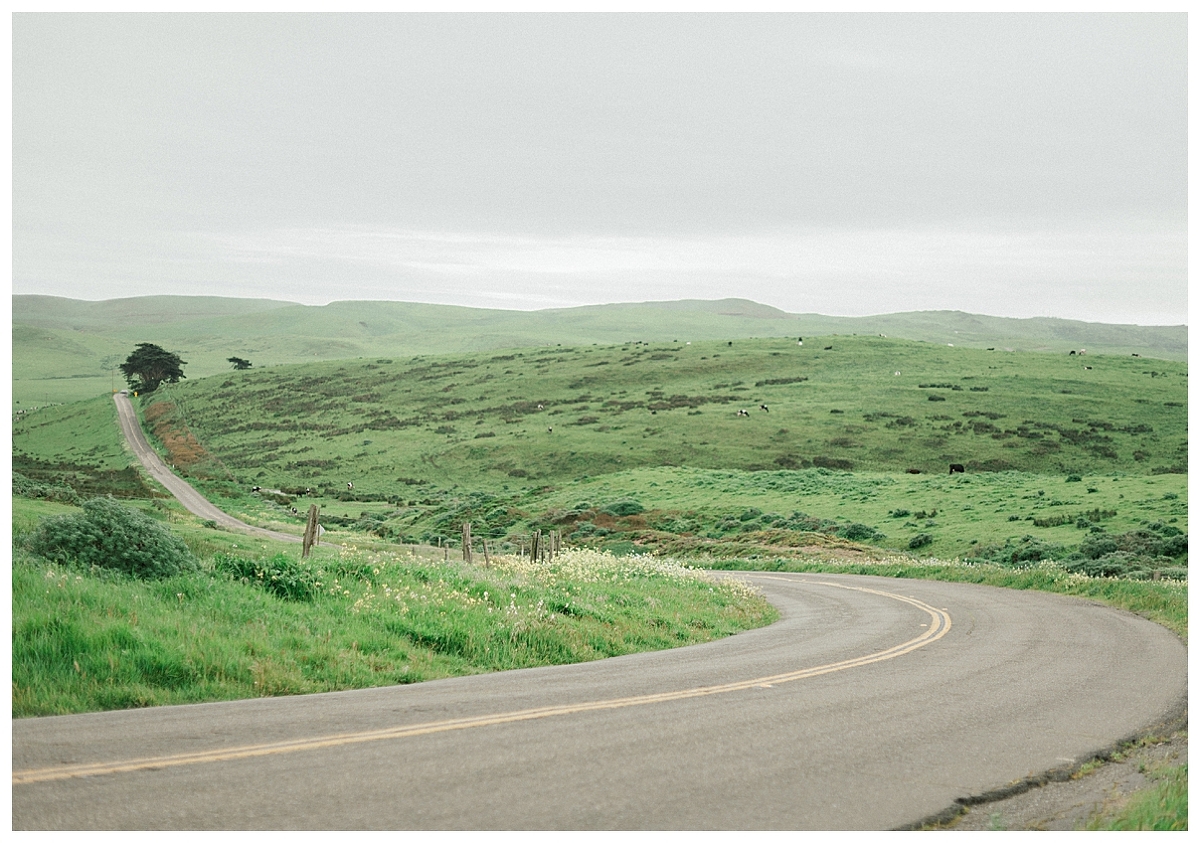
[12,497,775,718]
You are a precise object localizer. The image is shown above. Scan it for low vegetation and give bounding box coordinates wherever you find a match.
[12,496,776,717]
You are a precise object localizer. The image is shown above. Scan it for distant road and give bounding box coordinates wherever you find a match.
[113,391,300,543]
[13,570,1186,830]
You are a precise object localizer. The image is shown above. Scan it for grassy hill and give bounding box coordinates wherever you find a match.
[12,295,1186,407]
[17,333,1183,568]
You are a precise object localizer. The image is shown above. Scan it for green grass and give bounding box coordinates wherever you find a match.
[11,497,777,717]
[14,336,1187,570]
[1085,762,1187,830]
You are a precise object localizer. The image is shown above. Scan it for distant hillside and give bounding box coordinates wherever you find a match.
[12,295,1187,407]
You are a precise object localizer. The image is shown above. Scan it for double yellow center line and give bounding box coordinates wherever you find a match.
[14,580,950,786]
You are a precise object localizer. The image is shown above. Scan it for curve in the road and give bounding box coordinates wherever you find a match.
[12,580,950,785]
[113,391,300,543]
[12,570,1186,830]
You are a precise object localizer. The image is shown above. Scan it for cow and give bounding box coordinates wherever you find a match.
[797,337,803,346]
[949,464,965,474]
[759,404,769,412]
[824,346,833,350]
[906,468,921,474]
[347,481,354,490]
[736,409,750,417]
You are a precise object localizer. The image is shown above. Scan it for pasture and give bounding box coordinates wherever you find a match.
[14,334,1186,573]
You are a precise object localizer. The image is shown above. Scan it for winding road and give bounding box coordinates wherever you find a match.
[113,391,300,543]
[10,394,1186,829]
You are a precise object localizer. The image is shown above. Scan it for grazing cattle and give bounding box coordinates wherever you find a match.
[537,403,544,411]
[987,347,995,351]
[547,426,553,433]
[1132,353,1140,357]
[949,464,965,474]
[894,371,901,376]
[252,485,262,492]
[1069,350,1076,355]
[824,346,833,350]
[736,409,750,417]
[347,481,354,490]
[1084,366,1092,370]
[797,337,803,345]
[906,468,921,474]
[759,404,769,412]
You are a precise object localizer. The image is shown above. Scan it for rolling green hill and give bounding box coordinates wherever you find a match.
[15,333,1169,566]
[12,295,1187,408]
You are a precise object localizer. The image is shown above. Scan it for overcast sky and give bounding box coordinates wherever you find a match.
[11,13,1188,325]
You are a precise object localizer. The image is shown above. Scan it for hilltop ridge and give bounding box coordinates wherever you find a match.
[12,294,1186,407]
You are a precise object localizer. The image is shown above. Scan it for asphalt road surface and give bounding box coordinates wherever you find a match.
[12,571,1186,830]
[113,391,299,543]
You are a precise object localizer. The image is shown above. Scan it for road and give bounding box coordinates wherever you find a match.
[113,391,300,543]
[12,570,1186,830]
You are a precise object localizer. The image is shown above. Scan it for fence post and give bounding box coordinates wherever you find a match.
[462,522,472,563]
[301,504,320,558]
[481,538,491,567]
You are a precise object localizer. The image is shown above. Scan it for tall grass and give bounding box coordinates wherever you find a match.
[12,544,776,717]
[1086,763,1187,830]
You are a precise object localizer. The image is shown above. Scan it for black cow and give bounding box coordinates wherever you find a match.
[759,404,769,412]
[906,468,921,474]
[949,464,965,474]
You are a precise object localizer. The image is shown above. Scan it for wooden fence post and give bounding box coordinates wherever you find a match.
[462,522,472,563]
[481,538,490,567]
[301,504,320,558]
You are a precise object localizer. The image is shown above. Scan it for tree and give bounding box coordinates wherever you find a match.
[227,357,252,370]
[119,343,187,393]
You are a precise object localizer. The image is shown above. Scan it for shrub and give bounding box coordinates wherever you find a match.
[214,553,320,601]
[908,533,933,550]
[836,522,879,541]
[602,500,645,517]
[12,471,81,504]
[26,497,197,578]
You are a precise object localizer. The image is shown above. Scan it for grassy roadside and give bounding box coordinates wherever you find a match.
[696,554,1187,641]
[1086,759,1188,830]
[11,496,777,717]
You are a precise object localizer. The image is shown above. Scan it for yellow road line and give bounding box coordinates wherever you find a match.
[14,580,949,786]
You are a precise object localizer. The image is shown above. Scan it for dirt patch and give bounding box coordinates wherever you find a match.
[927,729,1187,831]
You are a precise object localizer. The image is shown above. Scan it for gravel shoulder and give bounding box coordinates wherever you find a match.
[931,728,1187,831]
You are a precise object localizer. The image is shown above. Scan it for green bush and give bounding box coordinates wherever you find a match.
[12,471,81,505]
[908,533,933,550]
[26,497,196,579]
[602,500,645,516]
[214,553,320,602]
[836,522,880,541]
